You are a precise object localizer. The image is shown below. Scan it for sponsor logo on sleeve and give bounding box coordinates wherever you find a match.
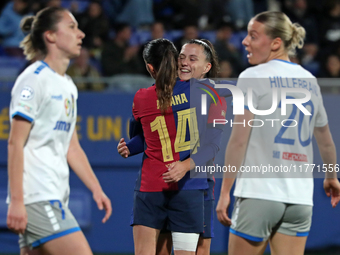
[18,102,32,113]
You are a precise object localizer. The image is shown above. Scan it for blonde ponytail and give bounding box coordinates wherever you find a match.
[20,16,37,60]
[288,23,306,54]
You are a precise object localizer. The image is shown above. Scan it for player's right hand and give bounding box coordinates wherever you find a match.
[93,189,112,223]
[216,193,232,226]
[7,201,27,234]
[117,138,130,158]
[324,178,340,208]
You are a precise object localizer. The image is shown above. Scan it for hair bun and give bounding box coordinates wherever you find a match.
[20,16,35,33]
[290,23,306,50]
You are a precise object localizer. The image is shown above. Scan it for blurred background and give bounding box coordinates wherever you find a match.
[0,0,340,254]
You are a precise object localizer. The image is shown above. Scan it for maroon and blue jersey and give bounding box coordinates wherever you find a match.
[132,78,229,192]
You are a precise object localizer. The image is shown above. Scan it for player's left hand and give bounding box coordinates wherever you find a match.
[163,161,189,183]
[324,178,340,208]
[93,189,112,223]
[117,138,130,158]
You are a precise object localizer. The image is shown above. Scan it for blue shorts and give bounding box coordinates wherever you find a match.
[202,179,215,238]
[131,189,204,233]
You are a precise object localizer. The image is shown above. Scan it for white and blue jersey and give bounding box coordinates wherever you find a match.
[234,59,328,206]
[7,61,78,205]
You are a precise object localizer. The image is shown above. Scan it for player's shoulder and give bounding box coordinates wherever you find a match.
[134,85,156,100]
[239,60,314,78]
[64,73,78,89]
[290,64,315,78]
[239,62,272,78]
[135,85,155,95]
[172,78,190,92]
[175,78,190,86]
[12,62,43,93]
[17,61,54,82]
[189,78,217,89]
[17,61,40,80]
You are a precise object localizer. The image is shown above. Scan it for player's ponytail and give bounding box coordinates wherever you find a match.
[155,46,178,113]
[20,16,36,60]
[254,11,306,55]
[143,38,178,113]
[289,23,305,53]
[20,6,66,60]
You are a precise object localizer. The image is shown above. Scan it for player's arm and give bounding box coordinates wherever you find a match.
[117,115,145,158]
[216,110,253,226]
[67,129,112,223]
[7,116,31,234]
[127,114,145,155]
[314,124,340,208]
[129,114,143,138]
[163,128,223,183]
[118,134,145,158]
[164,98,227,182]
[190,96,228,167]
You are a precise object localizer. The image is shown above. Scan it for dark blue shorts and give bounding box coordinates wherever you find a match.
[131,189,204,233]
[202,179,215,238]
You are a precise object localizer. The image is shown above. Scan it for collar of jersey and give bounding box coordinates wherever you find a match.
[40,60,56,73]
[272,59,298,65]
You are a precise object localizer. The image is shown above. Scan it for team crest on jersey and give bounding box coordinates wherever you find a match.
[20,86,34,100]
[65,98,71,116]
[64,94,75,117]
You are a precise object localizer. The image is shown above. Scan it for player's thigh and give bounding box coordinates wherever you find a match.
[39,231,92,255]
[20,246,42,255]
[167,190,204,234]
[131,191,167,230]
[133,225,161,255]
[172,232,199,255]
[269,232,307,255]
[201,199,214,239]
[269,204,312,255]
[196,198,214,255]
[156,231,172,255]
[229,232,268,255]
[19,200,81,250]
[230,198,285,242]
[196,237,211,255]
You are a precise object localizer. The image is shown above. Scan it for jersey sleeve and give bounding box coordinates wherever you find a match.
[215,80,237,98]
[207,97,227,129]
[126,133,145,156]
[132,90,142,122]
[10,73,44,123]
[127,113,145,156]
[129,114,143,138]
